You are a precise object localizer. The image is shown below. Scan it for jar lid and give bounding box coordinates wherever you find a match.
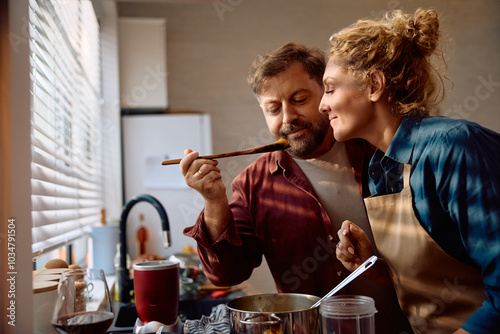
[34,268,70,276]
[33,274,61,282]
[133,260,179,271]
[33,280,58,294]
[319,295,377,318]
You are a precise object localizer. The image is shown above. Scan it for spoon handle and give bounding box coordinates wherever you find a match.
[161,140,290,165]
[310,255,378,309]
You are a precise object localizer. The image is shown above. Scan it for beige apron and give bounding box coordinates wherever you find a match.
[364,164,485,334]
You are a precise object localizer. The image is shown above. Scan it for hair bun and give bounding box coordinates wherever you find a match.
[409,9,440,56]
[327,8,446,116]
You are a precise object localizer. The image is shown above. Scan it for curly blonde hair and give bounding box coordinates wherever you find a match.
[329,8,446,115]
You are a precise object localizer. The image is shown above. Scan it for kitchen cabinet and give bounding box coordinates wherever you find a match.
[118,18,168,109]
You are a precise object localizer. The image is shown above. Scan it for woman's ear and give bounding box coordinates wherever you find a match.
[368,70,386,102]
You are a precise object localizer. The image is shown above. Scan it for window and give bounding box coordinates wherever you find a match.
[30,0,103,261]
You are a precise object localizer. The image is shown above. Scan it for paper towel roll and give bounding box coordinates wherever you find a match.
[90,225,119,274]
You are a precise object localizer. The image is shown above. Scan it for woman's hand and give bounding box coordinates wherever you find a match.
[336,220,375,272]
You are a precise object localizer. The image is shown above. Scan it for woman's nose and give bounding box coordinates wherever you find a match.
[319,95,330,114]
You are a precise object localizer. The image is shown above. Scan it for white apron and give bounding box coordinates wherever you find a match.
[364,164,485,333]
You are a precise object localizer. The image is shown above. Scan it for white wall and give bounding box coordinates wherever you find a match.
[6,1,34,333]
[101,0,124,221]
[117,0,500,182]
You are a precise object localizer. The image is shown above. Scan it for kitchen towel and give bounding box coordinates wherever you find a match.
[183,304,229,334]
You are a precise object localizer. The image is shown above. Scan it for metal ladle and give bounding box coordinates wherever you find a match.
[310,255,378,309]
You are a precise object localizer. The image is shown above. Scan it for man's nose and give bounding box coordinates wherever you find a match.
[282,104,299,124]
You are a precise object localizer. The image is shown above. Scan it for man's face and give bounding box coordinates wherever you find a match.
[258,63,333,159]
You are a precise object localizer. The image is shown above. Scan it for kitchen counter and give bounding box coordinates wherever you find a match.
[104,270,273,334]
[107,282,246,333]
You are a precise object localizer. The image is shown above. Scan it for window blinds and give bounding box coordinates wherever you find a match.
[30,0,103,258]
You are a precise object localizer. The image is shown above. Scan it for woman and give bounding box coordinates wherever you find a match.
[319,8,500,334]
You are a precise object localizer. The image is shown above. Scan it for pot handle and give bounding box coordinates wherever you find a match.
[240,314,281,326]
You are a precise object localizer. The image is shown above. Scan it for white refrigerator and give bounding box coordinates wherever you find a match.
[121,113,212,259]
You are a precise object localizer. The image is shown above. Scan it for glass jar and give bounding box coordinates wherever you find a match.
[320,295,377,334]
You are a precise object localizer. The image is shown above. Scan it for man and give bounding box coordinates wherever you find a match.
[180,42,412,333]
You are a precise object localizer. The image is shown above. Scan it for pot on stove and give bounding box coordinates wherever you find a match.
[226,293,321,334]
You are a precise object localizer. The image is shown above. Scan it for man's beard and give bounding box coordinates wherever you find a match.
[278,116,331,158]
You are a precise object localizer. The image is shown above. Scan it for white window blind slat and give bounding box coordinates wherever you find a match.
[33,85,56,116]
[33,230,86,254]
[32,207,101,228]
[32,196,80,212]
[31,193,101,214]
[32,179,79,201]
[32,165,103,200]
[30,0,103,258]
[32,214,100,255]
[33,210,81,227]
[32,143,74,176]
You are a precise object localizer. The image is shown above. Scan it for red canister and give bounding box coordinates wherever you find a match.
[133,260,179,325]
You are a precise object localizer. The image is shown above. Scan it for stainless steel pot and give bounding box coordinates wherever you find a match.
[226,293,320,334]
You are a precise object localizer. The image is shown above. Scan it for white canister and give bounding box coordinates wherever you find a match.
[90,224,119,274]
[33,280,59,334]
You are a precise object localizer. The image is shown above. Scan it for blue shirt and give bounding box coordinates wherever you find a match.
[369,115,500,332]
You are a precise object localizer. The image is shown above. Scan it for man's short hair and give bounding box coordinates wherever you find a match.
[248,42,326,96]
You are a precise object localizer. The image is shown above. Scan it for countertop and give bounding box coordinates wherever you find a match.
[106,275,250,334]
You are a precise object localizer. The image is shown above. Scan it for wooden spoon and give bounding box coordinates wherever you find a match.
[161,139,290,165]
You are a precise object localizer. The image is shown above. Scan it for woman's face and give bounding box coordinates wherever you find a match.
[319,58,375,142]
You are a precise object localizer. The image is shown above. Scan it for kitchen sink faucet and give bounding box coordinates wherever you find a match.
[117,194,171,303]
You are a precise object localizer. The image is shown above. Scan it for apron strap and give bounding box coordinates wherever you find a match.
[403,164,411,188]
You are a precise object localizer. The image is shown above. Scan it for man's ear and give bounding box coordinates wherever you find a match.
[368,70,386,102]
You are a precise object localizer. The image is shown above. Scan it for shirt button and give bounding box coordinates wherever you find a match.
[328,235,334,241]
[337,271,342,277]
